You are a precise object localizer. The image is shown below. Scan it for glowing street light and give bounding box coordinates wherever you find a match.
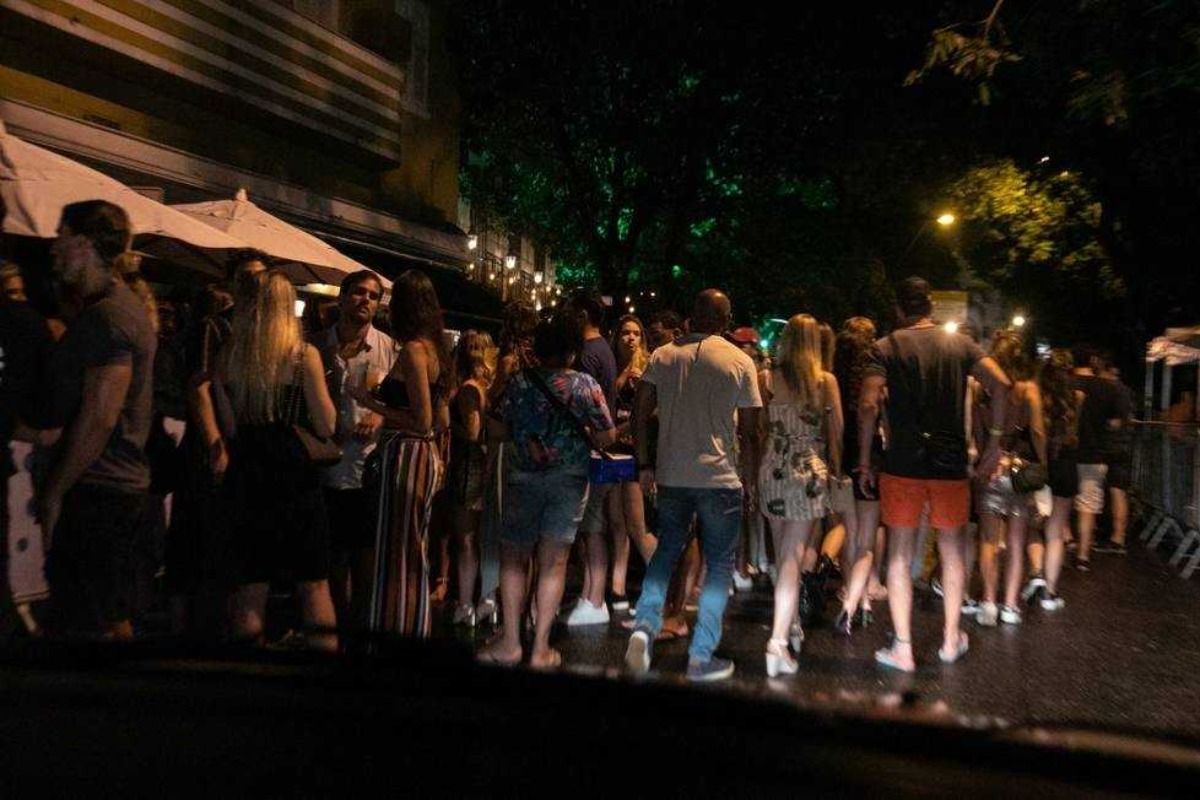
[534,271,544,284]
[936,212,956,227]
[944,321,960,334]
[1012,315,1027,328]
[467,234,478,251]
[504,255,517,270]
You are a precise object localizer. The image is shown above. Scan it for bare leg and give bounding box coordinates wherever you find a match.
[530,540,571,668]
[297,579,338,652]
[453,508,481,609]
[1027,515,1045,575]
[979,514,1002,605]
[607,488,631,597]
[882,527,917,669]
[1044,498,1071,594]
[770,520,809,642]
[478,545,527,663]
[842,501,879,616]
[1110,487,1129,546]
[962,521,979,595]
[868,524,888,599]
[583,528,609,607]
[624,481,656,563]
[231,582,270,643]
[329,551,351,630]
[1078,510,1098,563]
[935,526,966,654]
[822,521,846,560]
[1002,515,1029,609]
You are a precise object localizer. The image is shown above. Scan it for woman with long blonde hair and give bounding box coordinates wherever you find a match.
[218,269,339,651]
[607,315,657,610]
[756,313,843,676]
[448,329,498,626]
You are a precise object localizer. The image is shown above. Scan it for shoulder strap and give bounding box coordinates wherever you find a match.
[524,368,609,459]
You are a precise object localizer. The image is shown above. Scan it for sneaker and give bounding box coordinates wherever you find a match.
[566,599,610,626]
[686,656,735,683]
[732,570,754,592]
[961,597,980,616]
[625,630,651,675]
[931,577,945,598]
[976,601,999,627]
[1040,592,1066,612]
[1000,605,1023,625]
[1020,574,1047,604]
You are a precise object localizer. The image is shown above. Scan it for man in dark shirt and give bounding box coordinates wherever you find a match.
[857,277,1010,672]
[565,289,619,625]
[38,200,157,640]
[1071,346,1127,569]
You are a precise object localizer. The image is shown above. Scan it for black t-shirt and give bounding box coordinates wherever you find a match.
[579,336,618,411]
[0,301,57,476]
[52,283,158,492]
[865,326,985,479]
[1074,374,1127,464]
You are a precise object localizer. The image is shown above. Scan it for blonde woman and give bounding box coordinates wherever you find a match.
[757,314,843,676]
[607,315,657,610]
[448,330,498,626]
[219,270,339,651]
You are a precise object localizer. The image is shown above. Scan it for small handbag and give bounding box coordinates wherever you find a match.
[1009,455,1048,494]
[286,351,344,468]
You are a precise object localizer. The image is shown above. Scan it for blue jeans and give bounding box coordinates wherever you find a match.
[633,486,742,662]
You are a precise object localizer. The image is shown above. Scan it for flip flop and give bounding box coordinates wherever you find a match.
[874,643,916,673]
[529,648,562,671]
[938,632,970,664]
[476,648,522,667]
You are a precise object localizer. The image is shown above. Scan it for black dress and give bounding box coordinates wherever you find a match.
[223,366,331,584]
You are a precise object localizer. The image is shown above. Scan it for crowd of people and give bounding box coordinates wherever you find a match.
[0,201,1134,682]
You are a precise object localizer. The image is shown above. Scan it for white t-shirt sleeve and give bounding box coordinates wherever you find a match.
[737,358,763,408]
[642,349,664,386]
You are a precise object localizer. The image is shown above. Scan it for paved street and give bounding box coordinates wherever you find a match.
[452,543,1200,742]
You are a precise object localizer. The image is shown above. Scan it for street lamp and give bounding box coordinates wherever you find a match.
[534,271,544,284]
[467,234,478,251]
[1012,314,1027,328]
[944,321,959,334]
[896,211,957,274]
[505,254,517,270]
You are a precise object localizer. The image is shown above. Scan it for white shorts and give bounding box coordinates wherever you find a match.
[1075,464,1109,514]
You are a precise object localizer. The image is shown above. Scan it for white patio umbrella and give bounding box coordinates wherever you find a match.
[172,189,384,287]
[0,121,246,277]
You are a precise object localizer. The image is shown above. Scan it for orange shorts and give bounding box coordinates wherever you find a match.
[879,473,971,530]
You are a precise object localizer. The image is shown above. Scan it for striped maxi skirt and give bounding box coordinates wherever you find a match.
[369,432,444,638]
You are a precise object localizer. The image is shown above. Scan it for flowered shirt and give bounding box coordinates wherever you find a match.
[495,368,613,474]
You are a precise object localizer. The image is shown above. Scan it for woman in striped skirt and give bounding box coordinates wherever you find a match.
[353,270,451,638]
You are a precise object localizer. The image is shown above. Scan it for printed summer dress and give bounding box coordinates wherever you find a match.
[759,402,830,521]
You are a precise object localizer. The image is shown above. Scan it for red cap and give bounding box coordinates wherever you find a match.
[729,326,760,345]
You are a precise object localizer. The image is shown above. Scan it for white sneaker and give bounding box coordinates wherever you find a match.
[565,599,610,626]
[977,601,999,627]
[625,630,651,675]
[1040,593,1065,611]
[1000,605,1022,625]
[732,571,754,592]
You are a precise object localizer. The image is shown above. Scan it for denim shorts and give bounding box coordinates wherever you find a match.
[502,469,590,550]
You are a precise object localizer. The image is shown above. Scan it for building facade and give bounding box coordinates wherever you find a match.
[0,0,499,308]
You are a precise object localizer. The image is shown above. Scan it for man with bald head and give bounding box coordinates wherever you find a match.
[626,289,762,682]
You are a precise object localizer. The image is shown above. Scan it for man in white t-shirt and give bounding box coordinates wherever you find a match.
[625,289,762,682]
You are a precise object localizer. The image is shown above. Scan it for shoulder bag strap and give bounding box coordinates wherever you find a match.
[525,368,611,460]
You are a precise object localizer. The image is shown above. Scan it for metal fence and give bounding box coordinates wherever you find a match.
[1131,421,1200,577]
